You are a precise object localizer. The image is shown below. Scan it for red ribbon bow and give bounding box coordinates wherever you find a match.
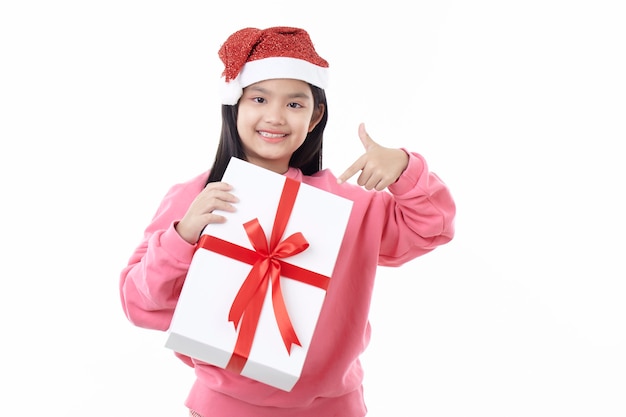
[196,178,330,374]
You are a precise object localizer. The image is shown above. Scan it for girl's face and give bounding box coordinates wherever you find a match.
[237,78,324,174]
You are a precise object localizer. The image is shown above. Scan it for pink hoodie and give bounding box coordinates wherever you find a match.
[120,151,455,417]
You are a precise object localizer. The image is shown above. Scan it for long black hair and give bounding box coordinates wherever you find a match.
[205,84,328,185]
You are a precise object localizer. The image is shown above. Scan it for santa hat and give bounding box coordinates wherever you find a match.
[218,26,329,105]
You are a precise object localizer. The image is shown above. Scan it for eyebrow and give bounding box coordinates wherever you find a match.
[247,86,312,100]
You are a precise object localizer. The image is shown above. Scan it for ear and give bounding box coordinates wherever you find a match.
[308,104,325,132]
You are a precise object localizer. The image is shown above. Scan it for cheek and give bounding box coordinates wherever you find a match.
[236,111,252,133]
[236,117,244,133]
[296,113,315,133]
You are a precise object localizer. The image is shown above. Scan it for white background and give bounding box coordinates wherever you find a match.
[1,1,624,416]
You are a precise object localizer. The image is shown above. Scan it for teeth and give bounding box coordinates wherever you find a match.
[259,131,285,138]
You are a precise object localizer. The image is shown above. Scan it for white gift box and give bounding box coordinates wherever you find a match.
[165,157,353,391]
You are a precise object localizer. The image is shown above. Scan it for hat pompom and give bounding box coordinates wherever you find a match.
[220,77,243,106]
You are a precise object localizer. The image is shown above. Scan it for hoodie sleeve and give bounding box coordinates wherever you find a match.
[378,150,456,266]
[119,179,203,331]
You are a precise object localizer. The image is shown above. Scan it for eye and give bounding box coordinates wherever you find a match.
[288,102,303,109]
[252,97,266,104]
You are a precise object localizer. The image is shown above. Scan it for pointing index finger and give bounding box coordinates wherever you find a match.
[337,155,366,184]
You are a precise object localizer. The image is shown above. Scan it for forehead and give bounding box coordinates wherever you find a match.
[244,78,313,98]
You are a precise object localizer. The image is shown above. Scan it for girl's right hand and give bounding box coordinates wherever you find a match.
[175,182,239,244]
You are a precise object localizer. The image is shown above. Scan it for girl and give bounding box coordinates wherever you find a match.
[120,26,456,417]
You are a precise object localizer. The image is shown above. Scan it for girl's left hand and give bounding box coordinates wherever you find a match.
[337,123,409,191]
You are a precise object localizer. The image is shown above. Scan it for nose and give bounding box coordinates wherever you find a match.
[264,103,286,125]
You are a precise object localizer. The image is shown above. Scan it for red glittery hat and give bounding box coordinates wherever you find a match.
[218,26,329,105]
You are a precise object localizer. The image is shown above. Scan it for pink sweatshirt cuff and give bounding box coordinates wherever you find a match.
[161,221,197,264]
[387,150,425,196]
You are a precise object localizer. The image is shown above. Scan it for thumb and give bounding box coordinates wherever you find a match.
[358,123,376,150]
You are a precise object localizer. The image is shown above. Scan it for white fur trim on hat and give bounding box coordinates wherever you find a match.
[219,57,329,105]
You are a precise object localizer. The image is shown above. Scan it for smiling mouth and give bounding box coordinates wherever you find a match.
[258,131,287,139]
[258,131,288,143]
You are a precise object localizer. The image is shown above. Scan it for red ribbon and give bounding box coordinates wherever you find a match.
[195,177,330,374]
